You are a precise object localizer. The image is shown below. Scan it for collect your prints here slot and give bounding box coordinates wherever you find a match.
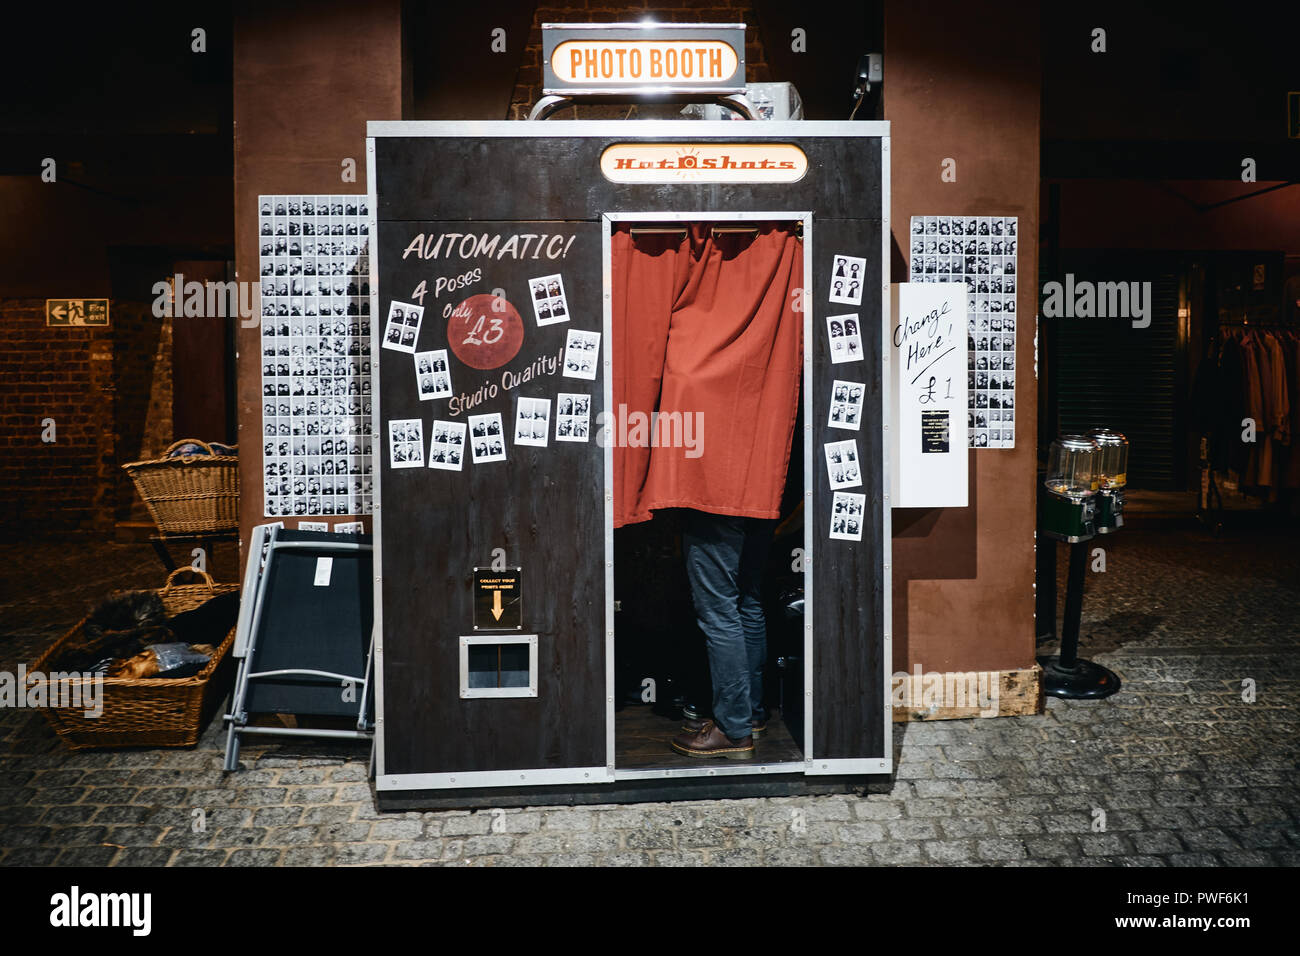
[459,635,538,699]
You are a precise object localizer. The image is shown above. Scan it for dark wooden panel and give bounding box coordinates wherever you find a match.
[375,135,882,223]
[375,131,888,779]
[171,261,232,443]
[812,218,887,761]
[377,219,605,775]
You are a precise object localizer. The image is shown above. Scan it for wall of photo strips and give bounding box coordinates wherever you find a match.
[908,215,1018,449]
[257,195,374,518]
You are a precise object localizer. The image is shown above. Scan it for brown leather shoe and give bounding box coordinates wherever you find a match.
[681,716,766,739]
[670,720,755,760]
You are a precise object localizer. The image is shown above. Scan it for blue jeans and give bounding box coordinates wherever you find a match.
[682,510,776,741]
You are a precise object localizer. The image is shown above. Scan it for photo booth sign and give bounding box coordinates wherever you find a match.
[542,22,747,96]
[367,120,892,801]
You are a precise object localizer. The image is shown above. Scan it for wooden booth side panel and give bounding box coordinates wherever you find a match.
[376,218,606,776]
[811,215,887,761]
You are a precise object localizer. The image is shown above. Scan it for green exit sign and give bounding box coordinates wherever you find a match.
[46,299,110,327]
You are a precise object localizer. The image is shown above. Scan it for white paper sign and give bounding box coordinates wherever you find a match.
[890,283,968,508]
[313,556,334,587]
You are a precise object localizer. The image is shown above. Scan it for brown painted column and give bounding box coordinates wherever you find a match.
[885,0,1042,675]
[232,0,403,570]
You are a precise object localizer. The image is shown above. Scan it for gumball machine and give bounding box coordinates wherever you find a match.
[1037,433,1121,700]
[1088,428,1129,534]
[1040,435,1099,543]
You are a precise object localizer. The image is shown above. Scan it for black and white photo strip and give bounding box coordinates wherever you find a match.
[555,392,591,442]
[563,329,601,380]
[469,413,507,463]
[415,349,452,401]
[383,300,424,353]
[514,397,552,448]
[830,491,866,542]
[388,418,425,469]
[258,194,373,518]
[529,273,570,327]
[829,254,866,306]
[824,439,862,490]
[909,215,1017,449]
[826,313,863,364]
[829,379,865,431]
[428,420,467,471]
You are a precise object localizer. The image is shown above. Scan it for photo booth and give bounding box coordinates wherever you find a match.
[366,113,891,807]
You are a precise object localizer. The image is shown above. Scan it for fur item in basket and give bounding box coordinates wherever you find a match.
[83,590,167,640]
[109,642,214,679]
[59,591,173,672]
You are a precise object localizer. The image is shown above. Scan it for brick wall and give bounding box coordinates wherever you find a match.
[508,1,771,120]
[0,298,173,534]
[0,298,115,533]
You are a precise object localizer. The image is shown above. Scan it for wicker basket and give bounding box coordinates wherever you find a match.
[122,439,239,535]
[29,569,240,749]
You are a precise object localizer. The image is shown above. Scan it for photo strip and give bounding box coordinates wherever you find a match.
[257,194,373,519]
[382,300,424,354]
[415,349,452,401]
[514,397,552,448]
[334,521,365,533]
[828,379,866,431]
[428,420,467,471]
[909,215,1017,449]
[555,392,591,442]
[829,254,866,306]
[388,418,425,469]
[563,329,601,380]
[824,439,862,490]
[529,273,570,327]
[826,314,863,365]
[830,491,866,542]
[468,413,507,463]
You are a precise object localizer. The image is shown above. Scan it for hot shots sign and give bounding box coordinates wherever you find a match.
[600,143,808,184]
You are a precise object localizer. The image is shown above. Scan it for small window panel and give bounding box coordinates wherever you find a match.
[459,635,538,699]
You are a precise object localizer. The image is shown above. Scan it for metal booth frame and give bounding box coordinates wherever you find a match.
[366,121,893,794]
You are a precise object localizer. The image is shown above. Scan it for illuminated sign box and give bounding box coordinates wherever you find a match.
[543,23,746,96]
[600,143,807,184]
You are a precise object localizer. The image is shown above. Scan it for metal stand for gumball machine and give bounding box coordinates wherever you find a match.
[1038,435,1122,700]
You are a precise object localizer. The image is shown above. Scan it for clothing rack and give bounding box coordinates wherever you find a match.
[1194,322,1299,531]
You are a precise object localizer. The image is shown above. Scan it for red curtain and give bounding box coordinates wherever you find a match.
[611,222,803,527]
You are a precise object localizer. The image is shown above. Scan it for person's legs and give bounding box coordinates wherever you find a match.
[737,518,777,726]
[681,510,751,742]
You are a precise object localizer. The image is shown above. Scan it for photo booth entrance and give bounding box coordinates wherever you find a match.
[367,122,891,809]
[607,215,809,774]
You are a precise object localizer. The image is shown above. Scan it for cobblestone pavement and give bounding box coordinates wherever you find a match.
[0,522,1296,866]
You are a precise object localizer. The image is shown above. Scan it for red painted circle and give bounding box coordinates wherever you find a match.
[446,294,525,370]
